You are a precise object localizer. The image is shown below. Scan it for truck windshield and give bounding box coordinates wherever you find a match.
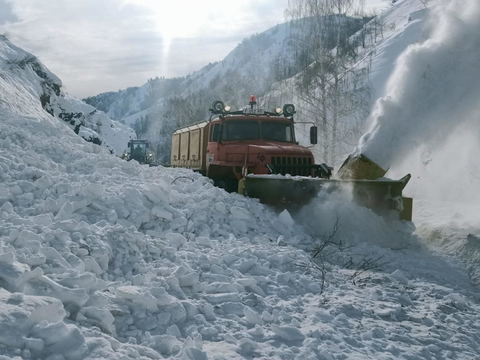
[261,122,294,142]
[131,143,146,161]
[222,121,260,141]
[132,143,146,153]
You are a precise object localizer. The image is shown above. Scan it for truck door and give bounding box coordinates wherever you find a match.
[207,124,220,168]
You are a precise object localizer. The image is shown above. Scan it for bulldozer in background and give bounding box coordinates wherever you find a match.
[122,140,155,166]
[170,96,412,221]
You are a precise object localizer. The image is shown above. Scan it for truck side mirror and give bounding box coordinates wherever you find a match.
[310,126,318,145]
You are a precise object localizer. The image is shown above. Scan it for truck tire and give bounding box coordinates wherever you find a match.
[214,179,238,193]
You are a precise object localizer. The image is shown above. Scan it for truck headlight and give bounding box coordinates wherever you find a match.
[283,104,296,117]
[212,100,225,113]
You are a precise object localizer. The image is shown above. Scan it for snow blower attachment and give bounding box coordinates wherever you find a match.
[243,154,413,221]
[170,96,413,221]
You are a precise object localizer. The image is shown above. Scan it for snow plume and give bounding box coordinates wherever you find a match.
[297,183,416,249]
[357,0,480,174]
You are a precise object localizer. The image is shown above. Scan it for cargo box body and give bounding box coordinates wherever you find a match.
[171,122,210,173]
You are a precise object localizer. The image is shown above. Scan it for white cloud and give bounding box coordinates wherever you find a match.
[0,0,388,98]
[0,0,18,25]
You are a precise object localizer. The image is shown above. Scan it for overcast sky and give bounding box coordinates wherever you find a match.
[0,0,391,98]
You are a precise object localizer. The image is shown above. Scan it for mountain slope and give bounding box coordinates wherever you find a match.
[0,35,135,155]
[84,17,368,165]
[84,23,298,125]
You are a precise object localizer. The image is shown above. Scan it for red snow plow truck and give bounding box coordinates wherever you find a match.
[171,96,412,221]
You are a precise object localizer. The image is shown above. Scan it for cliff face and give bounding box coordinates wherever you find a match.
[0,35,135,155]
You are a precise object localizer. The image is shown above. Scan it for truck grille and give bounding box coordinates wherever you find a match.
[270,156,313,176]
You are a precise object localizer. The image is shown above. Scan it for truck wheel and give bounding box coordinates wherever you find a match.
[214,180,238,193]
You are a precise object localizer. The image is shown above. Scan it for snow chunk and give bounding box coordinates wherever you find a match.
[205,293,241,304]
[243,306,264,325]
[55,201,74,220]
[85,183,105,197]
[25,273,89,309]
[279,209,295,227]
[166,232,187,249]
[0,253,30,292]
[231,220,247,233]
[143,183,170,205]
[0,289,65,349]
[230,206,250,220]
[271,324,305,341]
[444,293,467,310]
[34,176,50,192]
[152,206,173,221]
[390,269,409,285]
[0,201,13,213]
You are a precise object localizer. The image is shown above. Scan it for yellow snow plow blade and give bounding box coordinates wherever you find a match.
[242,154,413,221]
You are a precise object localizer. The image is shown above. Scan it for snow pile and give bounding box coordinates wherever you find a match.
[2,97,480,359]
[0,35,135,155]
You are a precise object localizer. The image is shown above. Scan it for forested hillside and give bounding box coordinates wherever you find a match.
[85,11,374,164]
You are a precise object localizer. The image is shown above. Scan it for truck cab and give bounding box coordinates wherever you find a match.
[206,114,313,183]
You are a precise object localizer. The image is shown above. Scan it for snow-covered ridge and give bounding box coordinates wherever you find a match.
[0,35,135,155]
